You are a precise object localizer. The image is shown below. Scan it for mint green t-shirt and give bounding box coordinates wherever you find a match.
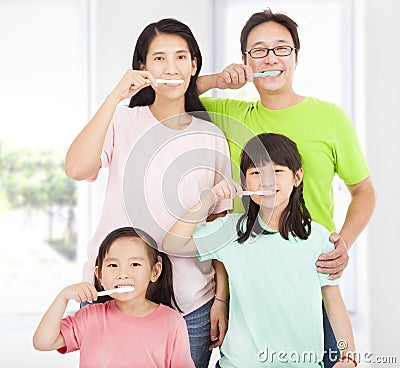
[201,97,370,232]
[194,213,338,367]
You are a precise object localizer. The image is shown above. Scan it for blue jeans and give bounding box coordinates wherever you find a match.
[184,299,213,368]
[323,301,340,368]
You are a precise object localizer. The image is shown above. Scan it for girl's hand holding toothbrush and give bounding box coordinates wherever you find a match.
[211,180,243,201]
[210,179,275,202]
[60,282,99,304]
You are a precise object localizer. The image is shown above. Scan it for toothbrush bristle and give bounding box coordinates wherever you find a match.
[117,286,134,293]
[253,71,279,77]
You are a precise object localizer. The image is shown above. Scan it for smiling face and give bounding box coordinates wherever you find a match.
[246,162,303,215]
[244,21,297,95]
[142,33,197,100]
[95,237,161,302]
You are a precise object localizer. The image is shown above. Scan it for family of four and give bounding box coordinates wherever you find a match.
[33,8,375,368]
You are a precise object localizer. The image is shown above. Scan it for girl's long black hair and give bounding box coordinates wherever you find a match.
[94,227,181,312]
[237,133,311,243]
[128,18,210,121]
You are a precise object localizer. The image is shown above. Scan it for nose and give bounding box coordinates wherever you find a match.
[264,50,278,64]
[165,58,179,75]
[260,170,275,188]
[117,267,129,279]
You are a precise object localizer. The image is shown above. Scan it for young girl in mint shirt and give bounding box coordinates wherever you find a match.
[164,133,358,368]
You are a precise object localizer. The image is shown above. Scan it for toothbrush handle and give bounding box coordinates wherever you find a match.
[97,288,118,297]
[240,190,275,197]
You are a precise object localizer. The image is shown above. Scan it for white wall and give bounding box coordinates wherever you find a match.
[364,0,400,364]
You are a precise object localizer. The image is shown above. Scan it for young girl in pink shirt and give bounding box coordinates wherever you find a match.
[33,227,195,368]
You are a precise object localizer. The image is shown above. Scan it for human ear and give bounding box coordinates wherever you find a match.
[150,262,162,282]
[94,266,102,284]
[294,168,304,187]
[138,61,145,71]
[191,57,197,76]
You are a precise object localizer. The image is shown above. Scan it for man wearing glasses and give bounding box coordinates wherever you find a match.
[197,8,375,368]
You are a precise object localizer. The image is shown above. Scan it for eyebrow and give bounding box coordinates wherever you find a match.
[151,49,190,56]
[104,256,146,262]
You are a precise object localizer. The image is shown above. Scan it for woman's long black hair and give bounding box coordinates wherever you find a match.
[128,18,209,121]
[236,133,311,243]
[94,227,181,312]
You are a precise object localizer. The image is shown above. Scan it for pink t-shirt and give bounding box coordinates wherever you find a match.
[58,302,195,368]
[84,106,232,314]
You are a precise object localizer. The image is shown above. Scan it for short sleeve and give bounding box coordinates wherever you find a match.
[194,213,239,262]
[333,107,370,185]
[200,97,226,116]
[315,224,340,287]
[169,314,196,367]
[201,97,251,124]
[58,312,84,354]
[86,114,115,182]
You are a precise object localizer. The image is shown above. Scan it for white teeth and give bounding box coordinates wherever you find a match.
[97,285,134,296]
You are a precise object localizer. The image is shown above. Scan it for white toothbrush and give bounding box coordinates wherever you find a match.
[253,71,279,77]
[146,78,184,84]
[97,286,134,297]
[239,190,275,197]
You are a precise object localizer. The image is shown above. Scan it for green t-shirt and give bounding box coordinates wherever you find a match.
[201,96,370,232]
[195,213,338,367]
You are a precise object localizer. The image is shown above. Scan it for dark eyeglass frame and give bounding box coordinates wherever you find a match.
[244,45,296,59]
